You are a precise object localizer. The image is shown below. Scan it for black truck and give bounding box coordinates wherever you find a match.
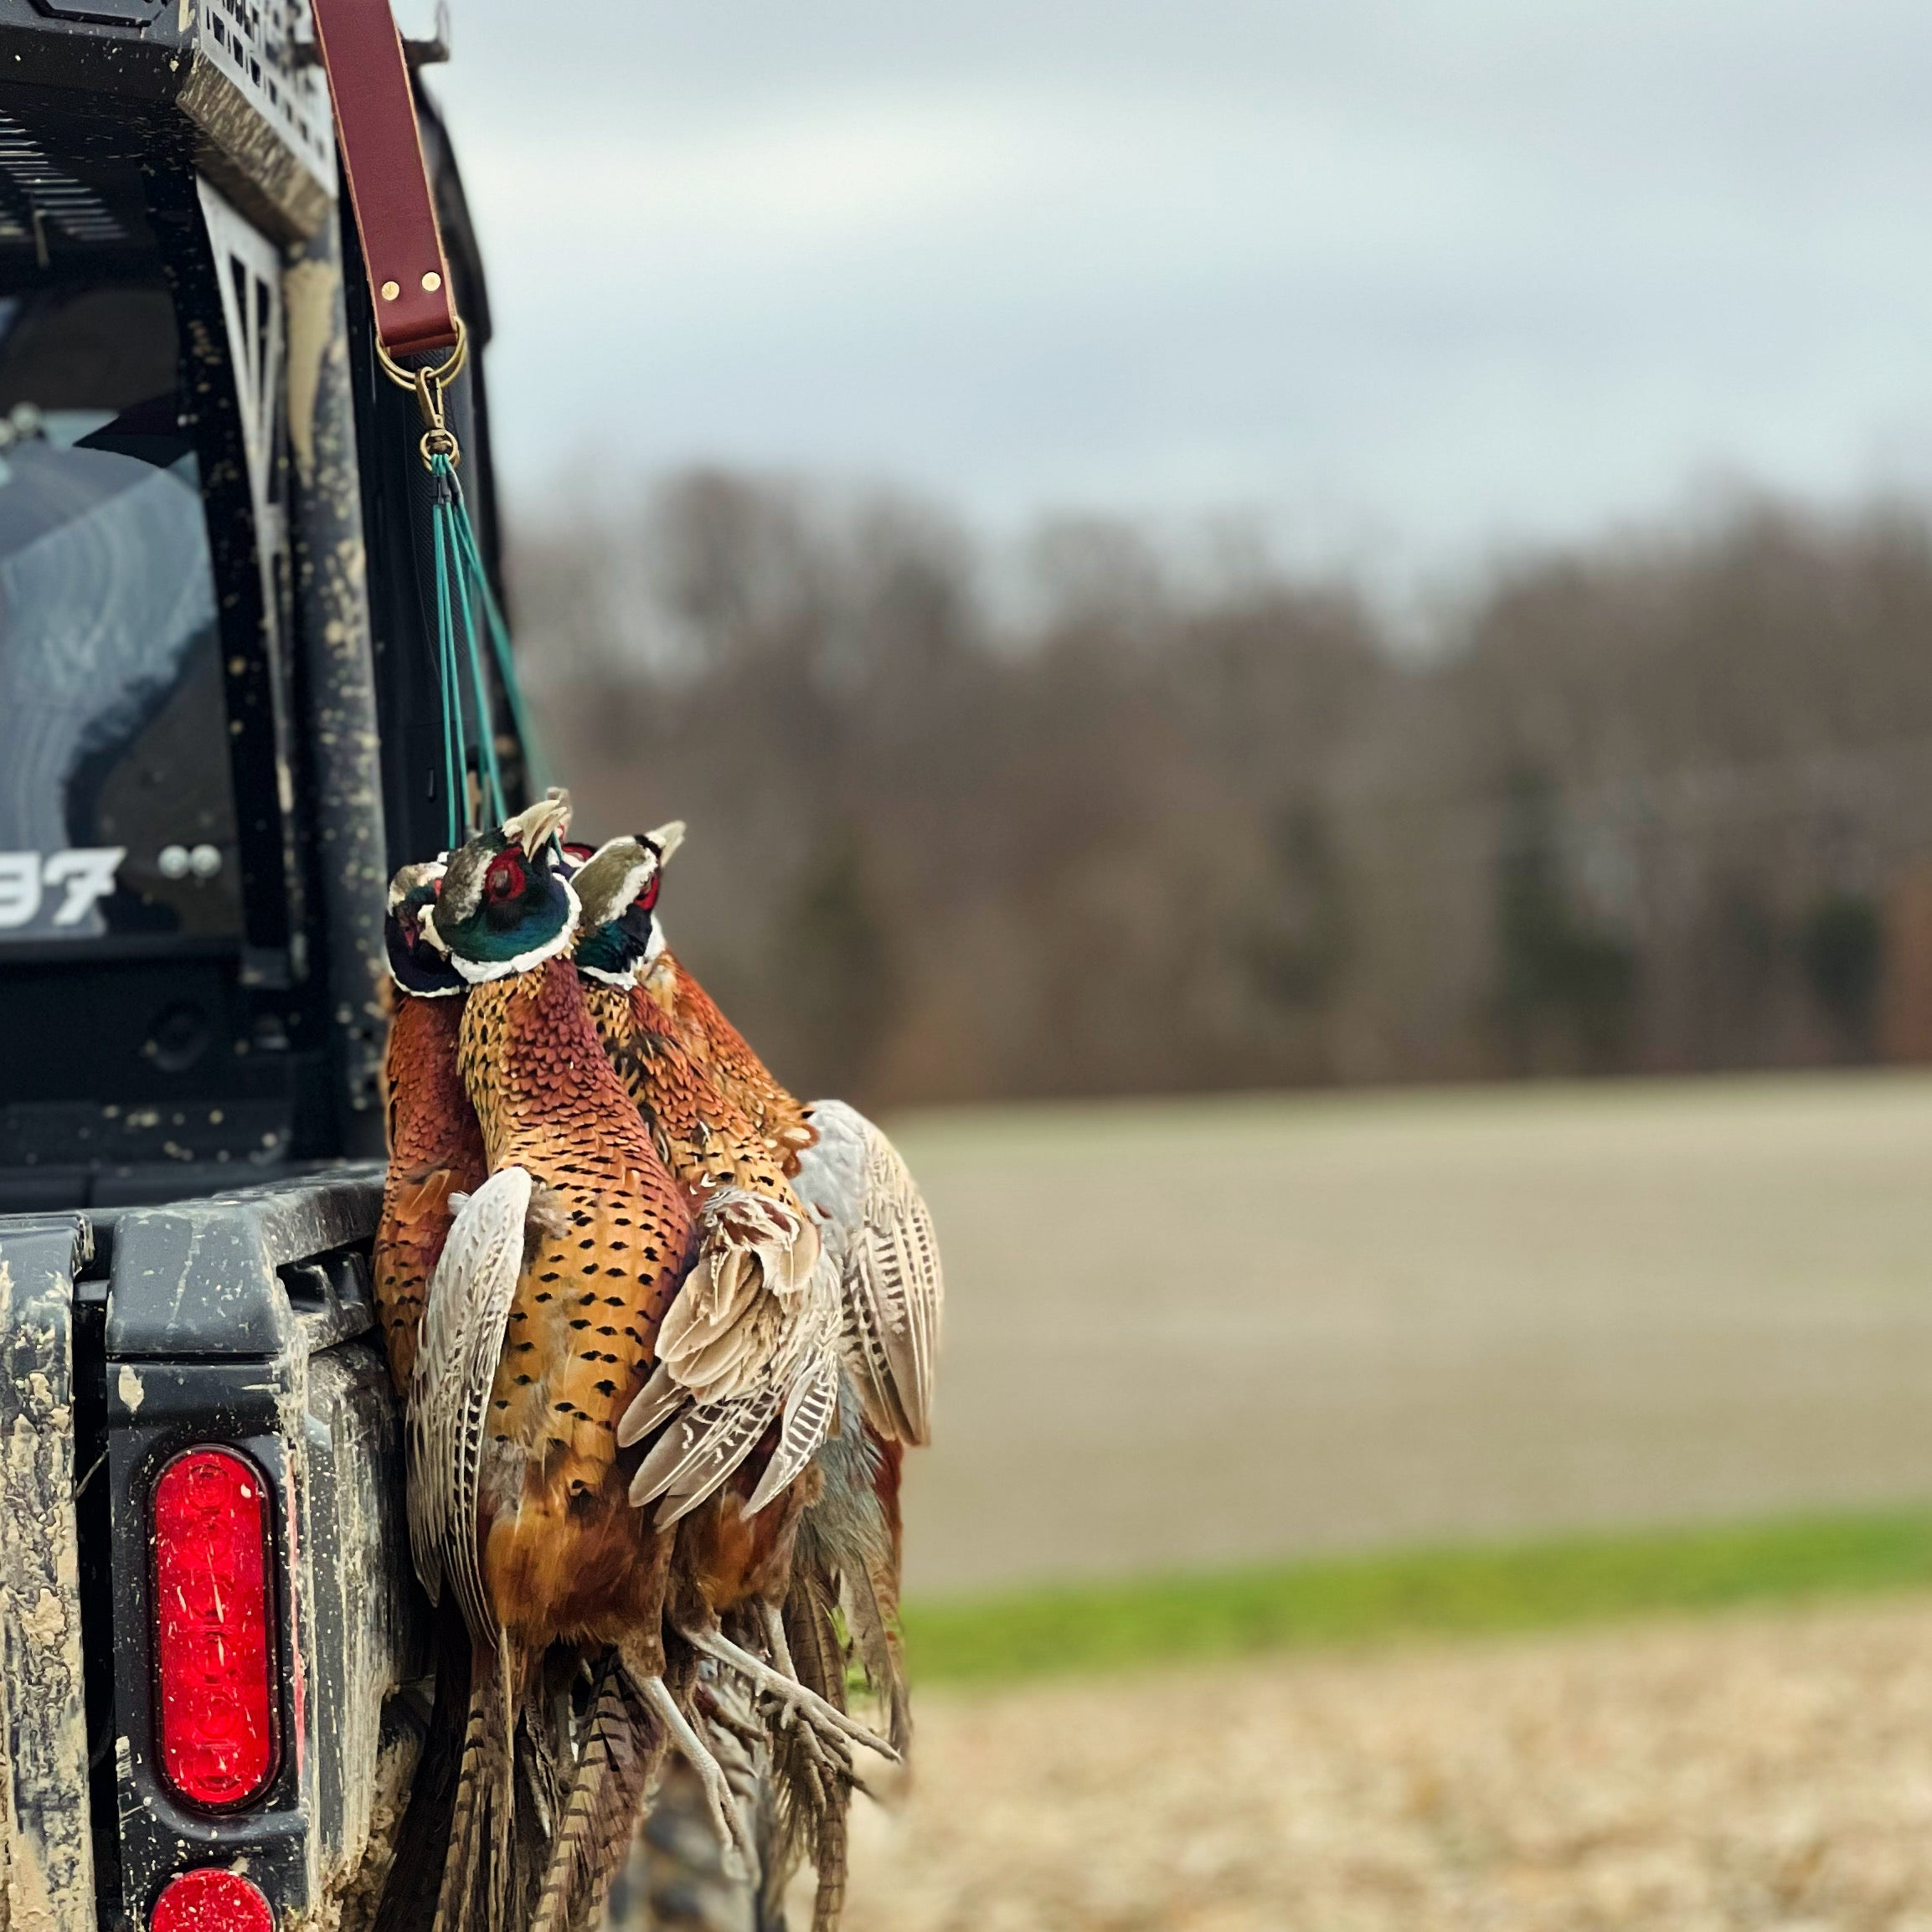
[0,6,529,1925]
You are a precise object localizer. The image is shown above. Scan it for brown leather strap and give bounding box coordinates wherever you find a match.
[310,0,459,354]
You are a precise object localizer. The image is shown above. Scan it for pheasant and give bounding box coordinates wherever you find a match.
[565,830,941,1926]
[406,796,752,1932]
[567,837,890,1740]
[370,860,495,1932]
[373,859,485,1393]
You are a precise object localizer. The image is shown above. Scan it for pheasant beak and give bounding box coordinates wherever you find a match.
[418,903,451,954]
[505,787,572,858]
[647,818,687,865]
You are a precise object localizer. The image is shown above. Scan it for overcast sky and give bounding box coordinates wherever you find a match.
[422,0,1932,580]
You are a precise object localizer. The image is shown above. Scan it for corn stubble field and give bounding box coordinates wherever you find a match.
[840,1074,1932,1929]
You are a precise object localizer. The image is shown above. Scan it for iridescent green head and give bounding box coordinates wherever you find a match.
[423,791,580,981]
[570,820,685,987]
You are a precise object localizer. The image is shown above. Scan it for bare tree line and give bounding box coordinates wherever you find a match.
[512,471,1932,1106]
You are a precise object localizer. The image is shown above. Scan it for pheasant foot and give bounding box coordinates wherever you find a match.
[633,1672,756,1880]
[755,1600,876,1796]
[677,1624,901,1764]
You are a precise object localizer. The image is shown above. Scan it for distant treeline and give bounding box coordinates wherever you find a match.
[513,471,1932,1105]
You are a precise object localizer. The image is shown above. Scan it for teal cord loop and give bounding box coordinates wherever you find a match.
[450,487,551,796]
[383,317,549,844]
[429,464,473,847]
[425,451,549,845]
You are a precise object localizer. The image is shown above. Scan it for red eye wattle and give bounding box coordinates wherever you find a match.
[637,873,661,913]
[486,853,526,902]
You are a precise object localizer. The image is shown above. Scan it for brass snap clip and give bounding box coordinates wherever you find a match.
[375,316,470,470]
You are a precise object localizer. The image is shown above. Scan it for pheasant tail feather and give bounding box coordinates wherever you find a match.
[532,1658,665,1932]
[433,1658,496,1932]
[786,1565,855,1932]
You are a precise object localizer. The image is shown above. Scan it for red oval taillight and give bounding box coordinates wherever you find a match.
[152,1448,277,1809]
[151,1867,274,1932]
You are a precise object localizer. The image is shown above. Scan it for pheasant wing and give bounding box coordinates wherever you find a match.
[799,1100,943,1445]
[859,1119,943,1444]
[628,1384,783,1526]
[628,1213,843,1522]
[408,1163,532,1643]
[615,1358,681,1449]
[745,1351,842,1513]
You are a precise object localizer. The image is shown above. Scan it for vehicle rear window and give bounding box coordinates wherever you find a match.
[0,283,241,945]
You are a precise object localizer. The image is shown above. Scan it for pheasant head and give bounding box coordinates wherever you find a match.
[569,821,685,986]
[424,791,580,982]
[384,858,462,997]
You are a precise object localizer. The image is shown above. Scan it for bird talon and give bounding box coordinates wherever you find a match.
[759,1692,802,1734]
[780,1703,848,1771]
[682,1624,900,1762]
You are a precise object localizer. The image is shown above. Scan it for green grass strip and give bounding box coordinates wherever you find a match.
[902,1510,1932,1684]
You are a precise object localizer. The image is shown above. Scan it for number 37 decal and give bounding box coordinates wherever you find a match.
[0,848,126,931]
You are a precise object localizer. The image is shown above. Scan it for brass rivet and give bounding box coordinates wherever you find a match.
[421,270,442,293]
[379,279,400,301]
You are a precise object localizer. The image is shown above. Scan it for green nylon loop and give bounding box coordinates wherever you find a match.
[426,452,549,842]
[454,531,506,826]
[445,467,552,794]
[430,495,468,848]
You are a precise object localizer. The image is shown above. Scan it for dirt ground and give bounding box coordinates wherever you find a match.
[837,1596,1932,1931]
[889,1073,1932,1596]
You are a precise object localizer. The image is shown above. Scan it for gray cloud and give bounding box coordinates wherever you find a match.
[423,0,1932,576]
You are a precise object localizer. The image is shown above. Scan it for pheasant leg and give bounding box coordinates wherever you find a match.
[634,1672,757,1879]
[760,1600,800,1679]
[756,1601,811,1743]
[677,1624,901,1762]
[755,1600,858,1797]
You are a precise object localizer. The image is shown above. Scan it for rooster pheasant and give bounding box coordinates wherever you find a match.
[373,858,485,1393]
[566,828,942,1926]
[569,837,895,1749]
[405,796,753,1932]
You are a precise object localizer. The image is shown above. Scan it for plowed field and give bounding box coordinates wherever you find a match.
[891,1074,1932,1596]
[842,1597,1932,1931]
